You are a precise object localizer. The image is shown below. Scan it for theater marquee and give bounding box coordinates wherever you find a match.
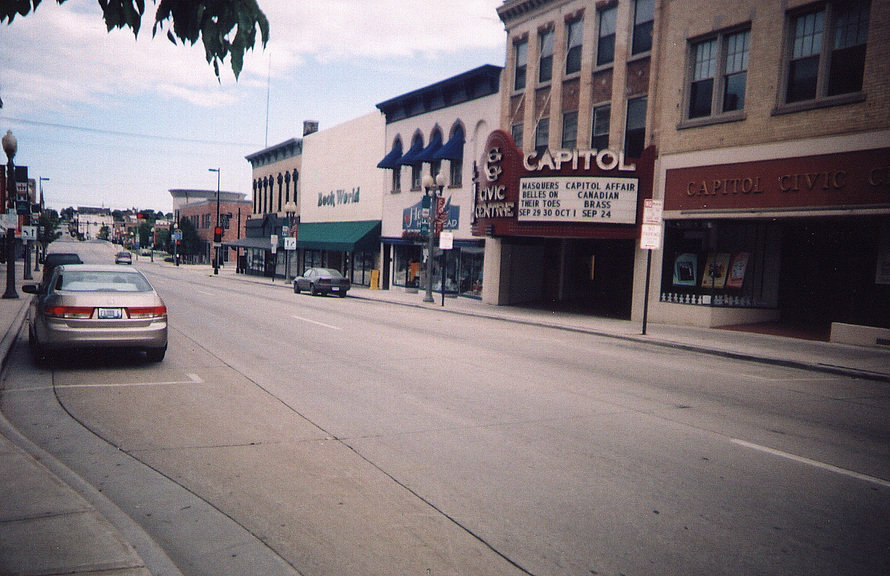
[518,176,639,223]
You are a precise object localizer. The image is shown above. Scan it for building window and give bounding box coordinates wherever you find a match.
[411,164,422,190]
[565,19,583,75]
[512,123,524,149]
[688,29,749,119]
[448,125,464,187]
[514,39,528,91]
[624,97,647,158]
[535,117,550,156]
[597,5,617,66]
[591,104,610,150]
[562,111,578,149]
[785,0,869,104]
[632,0,655,56]
[539,28,555,84]
[392,167,401,193]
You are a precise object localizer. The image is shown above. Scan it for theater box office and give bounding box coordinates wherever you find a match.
[657,142,890,338]
[473,130,655,318]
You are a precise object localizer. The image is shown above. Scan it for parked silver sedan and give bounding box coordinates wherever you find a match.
[22,264,168,363]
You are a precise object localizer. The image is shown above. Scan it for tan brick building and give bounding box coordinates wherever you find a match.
[651,0,890,342]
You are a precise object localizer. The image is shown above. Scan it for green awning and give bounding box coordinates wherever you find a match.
[295,220,381,252]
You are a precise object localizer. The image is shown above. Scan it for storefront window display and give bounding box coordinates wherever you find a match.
[660,220,780,308]
[351,250,376,287]
[393,243,483,298]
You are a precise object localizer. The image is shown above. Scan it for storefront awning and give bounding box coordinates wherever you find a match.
[398,139,425,166]
[222,236,277,250]
[433,132,464,161]
[296,220,381,252]
[414,132,443,164]
[376,141,403,169]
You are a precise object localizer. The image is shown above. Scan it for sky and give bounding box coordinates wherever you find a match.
[0,0,506,213]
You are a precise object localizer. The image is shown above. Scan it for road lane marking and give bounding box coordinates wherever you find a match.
[197,290,215,296]
[188,373,204,383]
[731,438,890,488]
[291,315,341,330]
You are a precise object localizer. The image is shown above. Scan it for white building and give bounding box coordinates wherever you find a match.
[375,65,503,297]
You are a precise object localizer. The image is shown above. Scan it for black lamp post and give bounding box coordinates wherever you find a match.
[35,177,48,272]
[3,130,18,299]
[209,168,220,275]
[421,173,447,303]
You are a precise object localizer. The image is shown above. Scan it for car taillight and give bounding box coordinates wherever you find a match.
[127,306,167,319]
[45,306,94,319]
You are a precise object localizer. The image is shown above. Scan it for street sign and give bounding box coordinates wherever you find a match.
[439,231,454,250]
[284,237,296,251]
[270,234,278,254]
[640,199,663,250]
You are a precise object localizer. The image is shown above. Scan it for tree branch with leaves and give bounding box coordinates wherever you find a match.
[2,0,269,79]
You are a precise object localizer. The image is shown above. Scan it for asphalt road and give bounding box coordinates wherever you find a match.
[4,239,889,575]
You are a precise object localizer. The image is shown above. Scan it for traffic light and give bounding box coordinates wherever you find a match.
[213,226,223,243]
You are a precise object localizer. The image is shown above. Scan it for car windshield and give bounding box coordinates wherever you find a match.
[56,271,152,292]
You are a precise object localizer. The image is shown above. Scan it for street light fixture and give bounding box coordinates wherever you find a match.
[421,172,447,303]
[209,168,220,275]
[284,200,297,281]
[2,130,18,299]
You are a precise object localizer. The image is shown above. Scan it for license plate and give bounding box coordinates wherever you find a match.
[98,307,122,319]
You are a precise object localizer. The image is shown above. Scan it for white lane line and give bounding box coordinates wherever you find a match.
[197,290,215,296]
[731,438,890,489]
[188,373,204,383]
[291,315,341,330]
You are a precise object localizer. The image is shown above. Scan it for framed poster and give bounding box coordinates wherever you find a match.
[701,253,731,289]
[673,253,698,286]
[726,252,750,289]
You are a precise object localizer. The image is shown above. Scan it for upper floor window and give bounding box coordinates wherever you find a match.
[632,0,655,56]
[565,19,583,75]
[562,111,578,149]
[512,123,524,150]
[688,29,750,119]
[625,97,647,158]
[597,6,617,66]
[514,39,528,91]
[535,117,550,156]
[591,104,611,150]
[786,0,869,104]
[539,29,555,84]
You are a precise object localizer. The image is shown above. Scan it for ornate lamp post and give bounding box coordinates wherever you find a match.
[284,200,297,281]
[35,176,49,272]
[421,172,447,303]
[3,130,18,299]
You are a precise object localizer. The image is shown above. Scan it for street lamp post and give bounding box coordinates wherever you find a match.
[421,173,447,303]
[3,130,18,299]
[209,168,220,275]
[35,177,48,272]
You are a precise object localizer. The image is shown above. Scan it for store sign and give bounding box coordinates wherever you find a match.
[517,176,638,223]
[317,186,361,208]
[403,198,459,232]
[665,147,890,212]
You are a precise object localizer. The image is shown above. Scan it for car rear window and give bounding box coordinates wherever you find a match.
[57,271,153,292]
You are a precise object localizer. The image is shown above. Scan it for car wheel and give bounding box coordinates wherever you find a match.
[310,283,319,296]
[338,291,347,298]
[293,283,300,294]
[146,347,166,362]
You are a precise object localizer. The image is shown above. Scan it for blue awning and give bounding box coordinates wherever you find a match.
[433,132,465,161]
[398,139,425,166]
[376,141,403,169]
[414,132,443,164]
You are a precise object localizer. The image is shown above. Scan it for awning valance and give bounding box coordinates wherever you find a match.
[433,132,465,161]
[398,139,425,166]
[414,132,443,164]
[295,220,381,252]
[376,141,403,169]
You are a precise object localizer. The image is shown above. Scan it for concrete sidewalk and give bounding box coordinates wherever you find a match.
[1,258,887,576]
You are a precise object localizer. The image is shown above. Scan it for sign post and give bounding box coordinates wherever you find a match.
[640,199,663,335]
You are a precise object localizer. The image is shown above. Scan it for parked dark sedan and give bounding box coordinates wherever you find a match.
[41,252,83,288]
[293,268,350,297]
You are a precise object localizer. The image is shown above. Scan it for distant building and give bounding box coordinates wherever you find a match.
[75,206,113,240]
[169,189,250,266]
